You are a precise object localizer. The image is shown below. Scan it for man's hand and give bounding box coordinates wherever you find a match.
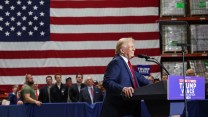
[34,100,42,106]
[122,87,134,98]
[17,100,23,105]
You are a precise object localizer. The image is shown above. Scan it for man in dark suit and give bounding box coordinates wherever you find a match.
[70,73,86,102]
[38,76,53,103]
[101,37,150,117]
[64,77,73,102]
[79,76,103,104]
[51,73,66,102]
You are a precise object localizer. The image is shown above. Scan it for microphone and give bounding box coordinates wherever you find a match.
[137,54,151,59]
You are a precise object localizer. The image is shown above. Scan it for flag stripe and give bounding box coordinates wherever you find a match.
[0,40,159,51]
[50,32,159,41]
[50,0,159,8]
[0,0,160,89]
[0,57,161,68]
[50,24,159,33]
[50,7,158,17]
[0,65,160,76]
[50,16,159,25]
[0,49,161,59]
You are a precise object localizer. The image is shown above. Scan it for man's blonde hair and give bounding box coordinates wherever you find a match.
[115,37,134,54]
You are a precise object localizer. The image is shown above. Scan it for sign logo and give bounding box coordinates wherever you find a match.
[137,65,150,76]
[179,79,197,99]
[168,75,205,100]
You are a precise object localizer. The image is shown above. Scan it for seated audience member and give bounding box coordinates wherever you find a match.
[79,76,103,104]
[51,73,66,102]
[21,74,42,106]
[148,75,154,84]
[93,80,98,86]
[186,69,195,76]
[70,73,86,102]
[38,76,53,103]
[8,85,19,105]
[64,77,73,102]
[154,79,160,83]
[162,73,168,81]
[97,81,106,94]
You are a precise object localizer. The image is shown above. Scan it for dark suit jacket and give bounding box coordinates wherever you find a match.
[79,86,103,104]
[64,87,73,102]
[8,93,17,105]
[51,83,66,102]
[101,55,150,117]
[70,83,86,102]
[38,85,52,103]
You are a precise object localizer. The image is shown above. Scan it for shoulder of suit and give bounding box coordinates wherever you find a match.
[71,84,77,87]
[70,84,78,89]
[93,86,101,91]
[80,87,86,92]
[61,83,66,87]
[42,85,48,89]
[51,84,58,89]
[81,83,86,87]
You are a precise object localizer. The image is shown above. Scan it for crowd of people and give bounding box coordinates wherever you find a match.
[4,37,197,117]
[6,69,196,107]
[7,73,105,106]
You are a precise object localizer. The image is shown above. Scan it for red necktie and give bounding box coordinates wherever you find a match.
[35,90,38,100]
[128,61,138,88]
[90,87,94,98]
[90,87,94,103]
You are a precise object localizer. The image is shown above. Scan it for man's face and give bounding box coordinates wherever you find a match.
[12,87,18,93]
[186,69,195,76]
[122,41,135,60]
[26,74,34,85]
[55,75,62,83]
[162,75,168,81]
[85,78,93,86]
[76,75,83,83]
[66,79,72,87]
[33,82,38,90]
[46,77,52,86]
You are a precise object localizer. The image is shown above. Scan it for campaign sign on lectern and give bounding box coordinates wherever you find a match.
[168,75,205,100]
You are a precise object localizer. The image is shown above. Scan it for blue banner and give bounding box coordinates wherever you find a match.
[168,75,205,100]
[137,65,150,76]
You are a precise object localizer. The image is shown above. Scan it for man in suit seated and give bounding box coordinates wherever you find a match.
[101,37,150,117]
[79,76,103,104]
[38,76,53,103]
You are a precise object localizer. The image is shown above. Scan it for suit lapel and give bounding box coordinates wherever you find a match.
[93,87,97,101]
[119,56,135,86]
[85,87,92,103]
[76,84,80,93]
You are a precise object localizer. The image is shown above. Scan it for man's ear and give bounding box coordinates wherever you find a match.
[120,48,124,54]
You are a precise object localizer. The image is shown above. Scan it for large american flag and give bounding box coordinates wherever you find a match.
[0,0,160,90]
